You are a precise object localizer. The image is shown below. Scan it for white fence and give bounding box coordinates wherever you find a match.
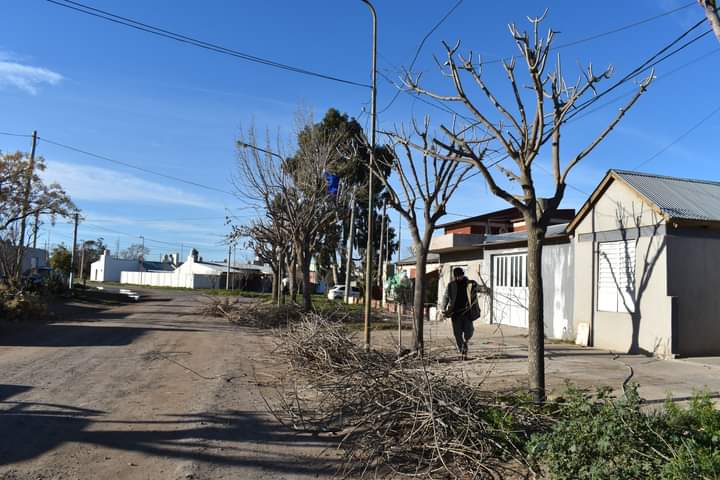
[120,271,222,289]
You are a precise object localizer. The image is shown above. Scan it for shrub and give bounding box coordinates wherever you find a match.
[529,385,720,480]
[0,287,48,321]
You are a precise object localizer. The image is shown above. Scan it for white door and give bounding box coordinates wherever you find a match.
[492,253,528,328]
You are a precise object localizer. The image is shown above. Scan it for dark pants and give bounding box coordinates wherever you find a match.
[451,315,474,353]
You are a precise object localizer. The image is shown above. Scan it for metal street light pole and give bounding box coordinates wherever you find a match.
[360,0,377,352]
[237,142,285,162]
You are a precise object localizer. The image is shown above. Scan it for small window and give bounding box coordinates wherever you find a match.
[598,240,636,313]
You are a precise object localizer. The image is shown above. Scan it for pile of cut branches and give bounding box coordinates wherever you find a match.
[270,313,550,478]
[196,296,301,328]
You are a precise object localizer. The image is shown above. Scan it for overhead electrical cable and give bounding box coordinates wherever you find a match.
[44,0,370,88]
[35,136,236,196]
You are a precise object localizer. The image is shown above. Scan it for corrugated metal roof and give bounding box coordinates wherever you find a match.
[481,222,569,246]
[397,252,440,265]
[613,170,720,222]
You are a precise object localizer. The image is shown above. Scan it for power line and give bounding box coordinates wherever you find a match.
[634,103,720,169]
[564,19,711,123]
[378,0,464,114]
[45,0,370,89]
[30,134,235,196]
[478,1,696,66]
[378,2,697,115]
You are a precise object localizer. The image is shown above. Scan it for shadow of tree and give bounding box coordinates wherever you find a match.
[600,205,666,355]
[0,390,338,475]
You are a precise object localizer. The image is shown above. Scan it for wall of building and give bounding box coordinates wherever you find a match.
[437,249,489,322]
[120,271,222,289]
[91,253,141,282]
[21,247,49,273]
[479,243,574,339]
[542,242,575,340]
[666,231,720,356]
[573,180,673,357]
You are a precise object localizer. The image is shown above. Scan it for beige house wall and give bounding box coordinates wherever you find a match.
[573,180,673,357]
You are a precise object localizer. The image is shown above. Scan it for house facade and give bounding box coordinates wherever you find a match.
[430,208,575,339]
[119,249,271,290]
[429,169,720,357]
[90,250,174,282]
[569,170,720,357]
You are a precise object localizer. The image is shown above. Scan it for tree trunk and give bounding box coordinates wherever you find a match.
[700,0,720,42]
[271,266,279,303]
[412,247,428,354]
[301,245,313,311]
[288,249,297,304]
[330,255,339,286]
[526,222,546,402]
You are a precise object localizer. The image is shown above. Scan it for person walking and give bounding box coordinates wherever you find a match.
[442,267,480,360]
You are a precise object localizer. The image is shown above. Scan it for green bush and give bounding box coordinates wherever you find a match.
[529,385,720,480]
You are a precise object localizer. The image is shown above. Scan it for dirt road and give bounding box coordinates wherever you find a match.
[0,291,337,480]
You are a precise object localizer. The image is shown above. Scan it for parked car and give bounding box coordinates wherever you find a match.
[327,285,360,300]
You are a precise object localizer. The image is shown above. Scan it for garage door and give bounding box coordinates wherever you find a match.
[492,253,528,328]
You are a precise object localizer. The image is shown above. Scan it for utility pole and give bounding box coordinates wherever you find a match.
[397,212,402,263]
[79,240,86,284]
[32,211,40,249]
[226,243,232,290]
[69,212,79,288]
[139,235,145,284]
[343,187,356,303]
[381,204,389,308]
[361,0,377,352]
[377,202,387,309]
[378,202,386,288]
[15,130,38,280]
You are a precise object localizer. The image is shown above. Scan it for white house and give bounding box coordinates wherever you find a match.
[120,249,271,289]
[90,250,174,282]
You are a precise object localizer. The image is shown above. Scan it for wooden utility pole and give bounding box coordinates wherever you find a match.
[15,130,38,280]
[377,202,386,287]
[79,240,86,284]
[343,188,356,303]
[397,212,402,263]
[139,235,145,284]
[226,244,232,290]
[69,212,79,288]
[378,203,387,308]
[32,211,40,249]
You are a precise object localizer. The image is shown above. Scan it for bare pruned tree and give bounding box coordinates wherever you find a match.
[231,216,288,303]
[234,113,347,311]
[234,125,292,303]
[699,0,720,41]
[373,117,473,354]
[405,13,653,399]
[283,112,348,311]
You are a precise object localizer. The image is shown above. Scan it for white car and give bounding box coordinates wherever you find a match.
[327,285,361,300]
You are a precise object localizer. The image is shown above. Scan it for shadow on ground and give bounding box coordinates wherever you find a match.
[0,383,337,476]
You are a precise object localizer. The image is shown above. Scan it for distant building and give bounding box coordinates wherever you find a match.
[90,250,174,282]
[120,249,271,290]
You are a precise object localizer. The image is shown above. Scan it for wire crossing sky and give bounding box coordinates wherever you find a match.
[1,0,718,260]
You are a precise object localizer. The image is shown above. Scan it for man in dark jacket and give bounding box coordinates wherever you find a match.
[442,267,480,359]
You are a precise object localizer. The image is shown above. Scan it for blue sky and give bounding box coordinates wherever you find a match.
[1,0,718,261]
